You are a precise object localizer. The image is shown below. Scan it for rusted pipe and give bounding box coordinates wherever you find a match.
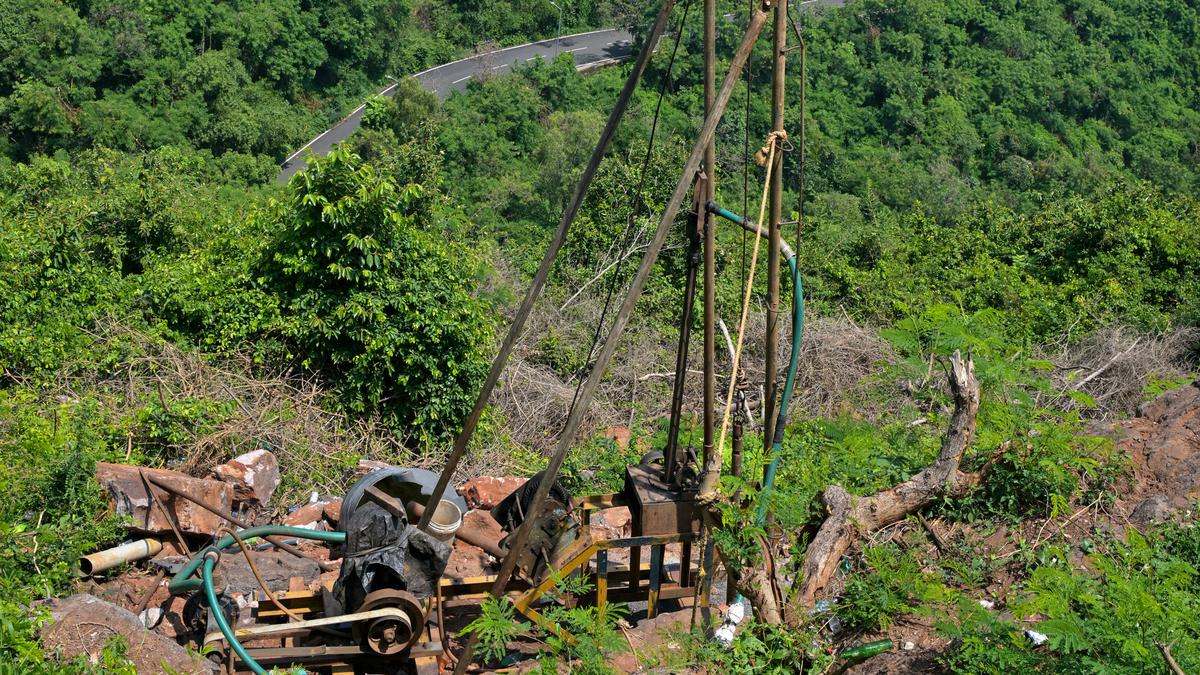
[407,501,505,560]
[144,475,333,572]
[80,538,163,575]
[701,0,718,526]
[664,178,704,483]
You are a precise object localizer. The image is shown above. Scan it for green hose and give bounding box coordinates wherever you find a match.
[171,525,346,674]
[704,201,804,522]
[168,525,345,595]
[706,202,804,611]
[757,245,802,523]
[202,554,267,675]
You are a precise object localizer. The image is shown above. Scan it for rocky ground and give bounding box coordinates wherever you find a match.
[37,381,1200,673]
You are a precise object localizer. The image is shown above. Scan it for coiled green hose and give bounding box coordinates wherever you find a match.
[171,525,347,674]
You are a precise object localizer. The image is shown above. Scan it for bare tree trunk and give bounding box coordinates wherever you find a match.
[718,352,984,625]
[792,352,982,608]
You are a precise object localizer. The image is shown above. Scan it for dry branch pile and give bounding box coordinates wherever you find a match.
[55,320,425,507]
[1042,325,1198,417]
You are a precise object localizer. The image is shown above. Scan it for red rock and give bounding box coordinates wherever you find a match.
[219,550,322,595]
[212,448,280,507]
[96,463,233,536]
[283,502,329,530]
[458,476,527,510]
[445,539,495,580]
[1110,382,1200,513]
[322,499,342,525]
[610,653,641,674]
[590,506,633,541]
[443,510,505,580]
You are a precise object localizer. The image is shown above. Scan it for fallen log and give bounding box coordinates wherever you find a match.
[792,351,983,609]
[718,352,986,625]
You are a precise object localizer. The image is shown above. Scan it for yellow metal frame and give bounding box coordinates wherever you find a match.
[470,491,715,640]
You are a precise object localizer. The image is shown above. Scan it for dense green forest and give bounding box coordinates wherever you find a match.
[0,0,630,165]
[1,0,1198,671]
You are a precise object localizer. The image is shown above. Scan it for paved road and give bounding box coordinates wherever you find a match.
[279,29,634,182]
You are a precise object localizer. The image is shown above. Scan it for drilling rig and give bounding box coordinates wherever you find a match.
[165,1,806,672]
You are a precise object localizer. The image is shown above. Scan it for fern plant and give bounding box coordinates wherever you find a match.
[461,597,531,665]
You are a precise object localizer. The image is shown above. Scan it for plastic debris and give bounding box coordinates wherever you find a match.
[840,639,893,662]
[714,600,747,647]
[1026,629,1049,646]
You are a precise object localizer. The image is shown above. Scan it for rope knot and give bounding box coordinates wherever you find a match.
[754,130,790,167]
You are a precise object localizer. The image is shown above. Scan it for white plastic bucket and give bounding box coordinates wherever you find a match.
[426,499,463,542]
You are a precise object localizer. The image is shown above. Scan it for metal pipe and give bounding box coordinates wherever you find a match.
[705,203,795,260]
[664,183,704,482]
[704,0,716,186]
[763,0,787,462]
[80,538,163,575]
[451,6,773,673]
[145,474,330,571]
[703,201,802,521]
[701,0,717,510]
[419,0,680,533]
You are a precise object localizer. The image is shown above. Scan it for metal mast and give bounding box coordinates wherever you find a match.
[701,0,717,501]
[450,4,774,671]
[763,0,787,462]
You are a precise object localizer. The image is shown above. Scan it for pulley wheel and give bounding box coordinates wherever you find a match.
[352,589,425,655]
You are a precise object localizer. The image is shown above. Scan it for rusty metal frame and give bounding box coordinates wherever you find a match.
[507,530,699,638]
[214,514,707,671]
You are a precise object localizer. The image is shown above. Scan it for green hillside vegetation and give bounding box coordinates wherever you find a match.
[0,0,1197,671]
[0,0,629,165]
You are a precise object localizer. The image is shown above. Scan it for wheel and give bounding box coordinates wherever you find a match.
[352,589,426,655]
[640,450,665,465]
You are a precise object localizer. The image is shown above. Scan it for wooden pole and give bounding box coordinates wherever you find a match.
[418,0,678,532]
[451,5,773,671]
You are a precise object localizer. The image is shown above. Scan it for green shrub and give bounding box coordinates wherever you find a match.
[705,620,835,675]
[1013,528,1200,672]
[838,544,950,631]
[258,148,493,444]
[936,596,1046,674]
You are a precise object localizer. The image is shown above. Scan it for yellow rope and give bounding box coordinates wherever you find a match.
[716,132,784,465]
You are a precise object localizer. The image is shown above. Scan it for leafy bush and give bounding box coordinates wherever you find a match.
[938,525,1200,673]
[838,544,949,631]
[1014,528,1200,672]
[464,575,627,674]
[704,620,835,675]
[258,148,493,442]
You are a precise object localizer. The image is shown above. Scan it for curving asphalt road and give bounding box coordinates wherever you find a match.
[278,0,842,183]
[279,29,634,182]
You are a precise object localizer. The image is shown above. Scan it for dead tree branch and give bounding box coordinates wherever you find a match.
[782,351,983,615]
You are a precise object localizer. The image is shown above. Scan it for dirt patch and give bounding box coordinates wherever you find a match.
[41,593,217,673]
[1103,381,1200,520]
